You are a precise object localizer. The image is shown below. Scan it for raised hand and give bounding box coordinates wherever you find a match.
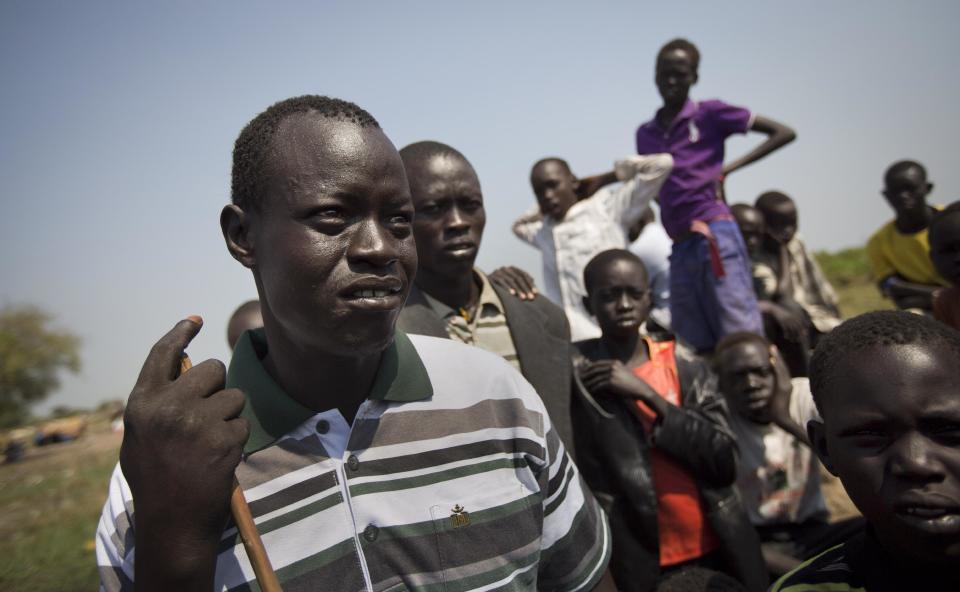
[489,266,538,300]
[119,317,249,588]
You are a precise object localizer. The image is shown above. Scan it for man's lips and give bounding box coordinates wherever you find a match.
[340,277,405,310]
[442,241,477,257]
[892,496,960,535]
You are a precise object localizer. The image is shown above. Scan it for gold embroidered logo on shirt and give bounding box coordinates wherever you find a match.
[450,504,470,528]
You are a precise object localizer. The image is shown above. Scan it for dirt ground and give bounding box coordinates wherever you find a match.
[0,424,121,592]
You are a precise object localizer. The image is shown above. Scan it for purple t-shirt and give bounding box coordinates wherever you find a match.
[636,99,753,239]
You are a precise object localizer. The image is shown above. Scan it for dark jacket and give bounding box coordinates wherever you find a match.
[398,281,575,454]
[571,338,768,592]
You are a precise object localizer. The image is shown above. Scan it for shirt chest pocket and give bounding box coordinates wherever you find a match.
[428,473,542,591]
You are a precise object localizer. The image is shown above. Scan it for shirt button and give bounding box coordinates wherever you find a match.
[347,454,360,471]
[363,524,379,542]
[315,419,329,434]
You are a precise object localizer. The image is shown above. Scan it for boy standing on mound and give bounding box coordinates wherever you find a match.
[635,38,796,352]
[773,311,960,591]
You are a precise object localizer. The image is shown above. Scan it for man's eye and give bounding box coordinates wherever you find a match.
[420,203,441,214]
[387,212,412,225]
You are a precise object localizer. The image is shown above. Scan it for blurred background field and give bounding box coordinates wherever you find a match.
[0,248,884,591]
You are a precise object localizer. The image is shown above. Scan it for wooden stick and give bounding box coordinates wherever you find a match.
[180,354,282,592]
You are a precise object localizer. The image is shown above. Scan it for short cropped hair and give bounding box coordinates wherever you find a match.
[713,331,770,370]
[530,157,572,179]
[810,310,960,413]
[582,249,647,295]
[755,191,794,213]
[232,95,380,211]
[884,159,927,186]
[399,140,469,170]
[930,200,960,234]
[657,38,701,71]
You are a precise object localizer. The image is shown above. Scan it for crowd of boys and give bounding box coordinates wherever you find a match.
[95,37,960,592]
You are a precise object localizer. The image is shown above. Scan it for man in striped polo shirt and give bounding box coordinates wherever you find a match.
[396,141,576,454]
[96,95,612,592]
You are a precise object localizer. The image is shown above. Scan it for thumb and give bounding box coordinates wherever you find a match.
[135,316,204,390]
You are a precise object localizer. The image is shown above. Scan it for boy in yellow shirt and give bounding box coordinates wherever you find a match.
[866,160,949,310]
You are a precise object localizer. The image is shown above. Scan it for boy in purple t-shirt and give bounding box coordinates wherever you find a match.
[636,38,796,352]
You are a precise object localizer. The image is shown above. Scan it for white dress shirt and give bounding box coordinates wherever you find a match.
[513,154,673,341]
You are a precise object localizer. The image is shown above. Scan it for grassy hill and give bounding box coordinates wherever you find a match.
[814,247,892,318]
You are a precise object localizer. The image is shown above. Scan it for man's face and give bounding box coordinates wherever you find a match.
[718,341,776,424]
[585,259,650,340]
[655,48,697,108]
[248,115,417,354]
[930,214,960,285]
[530,161,579,222]
[762,201,798,245]
[811,344,960,565]
[733,207,766,255]
[408,154,485,280]
[883,167,931,217]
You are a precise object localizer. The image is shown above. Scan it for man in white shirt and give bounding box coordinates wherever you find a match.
[513,154,673,341]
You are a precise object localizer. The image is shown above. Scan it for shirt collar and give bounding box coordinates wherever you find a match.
[422,269,504,320]
[653,98,697,131]
[227,328,433,454]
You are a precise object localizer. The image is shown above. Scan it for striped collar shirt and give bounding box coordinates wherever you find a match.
[421,269,521,372]
[96,329,610,592]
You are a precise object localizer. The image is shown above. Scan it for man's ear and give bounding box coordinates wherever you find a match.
[221,204,257,269]
[582,295,594,316]
[691,71,700,85]
[808,419,837,476]
[925,182,935,196]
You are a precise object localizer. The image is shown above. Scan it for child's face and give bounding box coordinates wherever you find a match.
[717,341,776,424]
[810,344,960,565]
[883,167,931,217]
[585,259,651,339]
[408,154,486,279]
[655,48,697,108]
[242,115,417,355]
[732,206,765,255]
[930,213,960,285]
[761,201,798,245]
[531,161,579,222]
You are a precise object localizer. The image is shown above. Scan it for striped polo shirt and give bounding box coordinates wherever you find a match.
[422,269,521,371]
[96,329,610,592]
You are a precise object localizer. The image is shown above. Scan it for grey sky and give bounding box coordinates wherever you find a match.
[1,1,958,413]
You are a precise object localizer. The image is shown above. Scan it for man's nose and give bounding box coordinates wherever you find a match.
[616,292,633,310]
[888,432,944,483]
[348,218,399,268]
[446,205,469,231]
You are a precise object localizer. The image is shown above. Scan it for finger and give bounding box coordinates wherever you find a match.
[225,417,251,448]
[174,358,227,399]
[205,388,246,420]
[135,317,204,390]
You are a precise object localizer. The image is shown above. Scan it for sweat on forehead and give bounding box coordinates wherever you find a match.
[809,310,960,414]
[231,95,380,211]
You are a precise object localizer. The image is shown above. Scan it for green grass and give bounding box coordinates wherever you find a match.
[814,247,892,318]
[0,430,120,592]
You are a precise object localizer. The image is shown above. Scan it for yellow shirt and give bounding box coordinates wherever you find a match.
[866,209,950,287]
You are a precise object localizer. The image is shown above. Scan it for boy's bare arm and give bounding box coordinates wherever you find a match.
[767,348,811,447]
[722,115,796,177]
[881,275,940,310]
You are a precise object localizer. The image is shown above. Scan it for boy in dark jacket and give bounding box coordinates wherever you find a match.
[572,249,766,592]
